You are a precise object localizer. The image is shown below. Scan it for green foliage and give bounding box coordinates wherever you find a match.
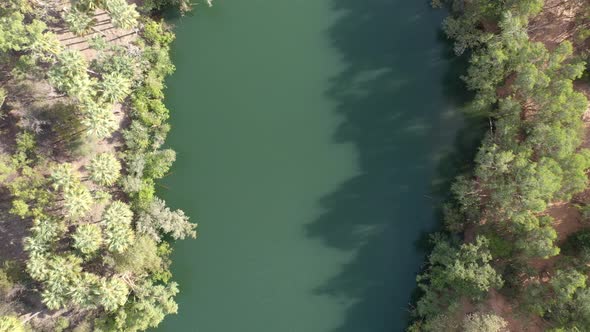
[98,277,129,311]
[63,184,93,219]
[110,235,164,276]
[8,166,54,219]
[96,280,178,332]
[0,155,14,183]
[50,163,78,191]
[0,315,25,332]
[102,201,134,253]
[408,313,460,332]
[483,232,513,259]
[73,224,103,255]
[0,3,190,329]
[462,312,508,332]
[48,50,95,102]
[81,102,118,139]
[141,0,194,14]
[416,236,502,317]
[123,121,151,151]
[9,199,29,218]
[71,0,139,30]
[54,317,71,332]
[13,131,36,166]
[144,149,175,179]
[92,46,138,80]
[104,0,139,30]
[516,222,560,259]
[99,72,132,103]
[142,20,175,46]
[0,0,58,57]
[64,9,95,35]
[137,198,197,242]
[88,153,121,186]
[525,269,590,329]
[25,218,66,256]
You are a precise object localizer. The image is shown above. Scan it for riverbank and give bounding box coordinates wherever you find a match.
[0,1,199,330]
[410,1,590,330]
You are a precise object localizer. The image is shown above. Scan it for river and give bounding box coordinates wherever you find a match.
[158,1,475,331]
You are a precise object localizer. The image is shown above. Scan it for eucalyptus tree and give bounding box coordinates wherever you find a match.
[145,149,176,179]
[88,153,121,186]
[416,236,503,317]
[137,198,196,242]
[73,224,103,255]
[63,184,93,218]
[111,235,162,275]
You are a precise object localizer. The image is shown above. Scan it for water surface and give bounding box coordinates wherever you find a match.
[159,1,472,331]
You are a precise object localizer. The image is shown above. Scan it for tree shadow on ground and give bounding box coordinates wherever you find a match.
[304,1,485,331]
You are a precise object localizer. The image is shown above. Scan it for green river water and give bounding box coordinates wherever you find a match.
[158,1,477,331]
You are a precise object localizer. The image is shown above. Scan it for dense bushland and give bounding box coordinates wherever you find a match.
[410,0,590,331]
[0,0,209,330]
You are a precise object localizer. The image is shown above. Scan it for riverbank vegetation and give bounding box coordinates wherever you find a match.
[0,0,207,330]
[410,0,590,331]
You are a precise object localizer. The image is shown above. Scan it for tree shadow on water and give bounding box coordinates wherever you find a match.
[304,1,483,331]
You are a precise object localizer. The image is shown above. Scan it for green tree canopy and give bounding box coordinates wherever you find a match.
[102,201,134,252]
[63,184,93,219]
[462,312,508,332]
[88,153,121,186]
[0,315,25,332]
[73,224,103,255]
[137,198,196,242]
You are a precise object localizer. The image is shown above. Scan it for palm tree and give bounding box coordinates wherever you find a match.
[63,184,93,219]
[98,277,129,311]
[104,222,134,253]
[99,72,131,103]
[73,224,102,255]
[104,0,139,30]
[102,201,133,225]
[50,163,78,191]
[102,201,134,252]
[23,235,48,256]
[41,289,64,310]
[81,104,117,139]
[26,253,49,281]
[70,272,99,308]
[87,153,121,186]
[48,49,88,94]
[64,9,95,36]
[68,73,96,103]
[72,0,106,11]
